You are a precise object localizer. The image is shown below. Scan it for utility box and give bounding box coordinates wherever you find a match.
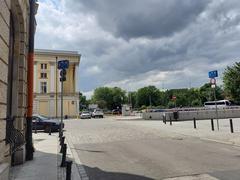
[173,111,179,120]
[122,104,131,116]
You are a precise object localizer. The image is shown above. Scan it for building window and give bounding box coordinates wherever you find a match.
[40,73,47,79]
[41,63,47,69]
[40,82,47,93]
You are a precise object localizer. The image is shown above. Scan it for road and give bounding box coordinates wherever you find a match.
[65,117,240,180]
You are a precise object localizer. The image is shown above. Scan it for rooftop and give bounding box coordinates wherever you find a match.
[35,49,81,57]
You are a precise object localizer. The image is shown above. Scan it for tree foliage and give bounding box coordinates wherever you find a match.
[199,83,224,103]
[90,82,226,110]
[223,62,240,103]
[92,87,127,110]
[79,92,89,110]
[136,86,160,107]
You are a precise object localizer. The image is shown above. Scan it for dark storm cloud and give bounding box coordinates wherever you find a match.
[66,0,210,39]
[36,0,240,97]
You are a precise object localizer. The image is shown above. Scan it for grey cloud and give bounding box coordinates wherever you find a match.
[66,0,210,39]
[36,0,240,93]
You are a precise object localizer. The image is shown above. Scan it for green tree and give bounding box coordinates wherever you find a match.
[199,83,224,104]
[136,86,160,107]
[92,87,127,110]
[128,91,137,109]
[112,87,127,109]
[223,62,240,103]
[79,92,89,110]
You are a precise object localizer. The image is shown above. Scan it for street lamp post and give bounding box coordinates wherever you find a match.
[56,56,58,118]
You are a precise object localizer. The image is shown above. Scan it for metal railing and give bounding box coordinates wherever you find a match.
[148,106,240,113]
[6,116,25,154]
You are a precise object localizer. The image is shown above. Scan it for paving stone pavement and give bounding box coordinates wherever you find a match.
[10,133,59,180]
[64,117,240,180]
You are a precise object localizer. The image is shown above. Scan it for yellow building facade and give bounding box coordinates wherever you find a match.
[34,49,81,118]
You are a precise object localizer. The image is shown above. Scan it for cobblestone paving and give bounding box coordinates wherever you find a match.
[64,117,240,180]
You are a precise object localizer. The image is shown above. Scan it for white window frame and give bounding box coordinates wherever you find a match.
[40,82,47,93]
[41,63,47,70]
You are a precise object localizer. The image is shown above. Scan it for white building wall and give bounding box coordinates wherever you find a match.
[50,64,55,93]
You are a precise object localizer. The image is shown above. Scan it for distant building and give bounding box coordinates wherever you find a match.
[88,104,99,111]
[33,49,81,117]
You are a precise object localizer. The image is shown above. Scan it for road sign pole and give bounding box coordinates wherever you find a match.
[61,77,63,136]
[209,70,219,131]
[57,59,69,138]
[213,84,219,131]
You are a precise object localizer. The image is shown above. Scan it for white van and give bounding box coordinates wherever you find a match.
[204,100,231,109]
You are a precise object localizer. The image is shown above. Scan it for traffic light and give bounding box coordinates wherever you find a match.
[60,69,67,82]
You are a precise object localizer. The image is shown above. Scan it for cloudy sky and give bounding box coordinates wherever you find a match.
[36,0,240,98]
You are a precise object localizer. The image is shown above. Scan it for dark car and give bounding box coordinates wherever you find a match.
[32,114,64,132]
[112,109,122,115]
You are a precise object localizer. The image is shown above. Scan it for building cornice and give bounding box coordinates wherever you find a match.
[35,49,81,57]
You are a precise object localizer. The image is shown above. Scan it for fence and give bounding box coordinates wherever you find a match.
[142,107,240,121]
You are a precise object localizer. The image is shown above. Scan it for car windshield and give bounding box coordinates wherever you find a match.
[82,111,90,114]
[37,115,49,120]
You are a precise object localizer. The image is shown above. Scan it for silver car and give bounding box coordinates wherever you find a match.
[80,111,91,119]
[92,109,104,118]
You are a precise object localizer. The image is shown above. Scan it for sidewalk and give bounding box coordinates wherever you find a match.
[10,133,59,180]
[10,132,82,180]
[121,117,240,146]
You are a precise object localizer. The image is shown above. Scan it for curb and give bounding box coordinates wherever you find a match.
[199,137,240,147]
[65,134,89,180]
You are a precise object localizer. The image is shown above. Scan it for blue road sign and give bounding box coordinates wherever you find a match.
[208,70,218,78]
[58,60,69,70]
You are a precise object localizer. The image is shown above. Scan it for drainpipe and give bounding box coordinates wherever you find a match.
[26,0,37,161]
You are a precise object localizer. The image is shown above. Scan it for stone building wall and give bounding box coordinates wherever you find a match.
[0,0,30,176]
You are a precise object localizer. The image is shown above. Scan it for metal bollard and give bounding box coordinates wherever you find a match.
[163,116,166,124]
[59,130,63,139]
[193,118,196,129]
[49,124,52,135]
[61,144,67,167]
[35,122,37,134]
[211,119,214,131]
[60,137,65,153]
[230,119,234,133]
[170,117,172,126]
[60,136,65,146]
[66,161,73,180]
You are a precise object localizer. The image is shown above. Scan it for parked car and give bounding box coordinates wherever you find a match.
[112,109,122,115]
[80,111,91,119]
[32,114,64,132]
[92,109,104,118]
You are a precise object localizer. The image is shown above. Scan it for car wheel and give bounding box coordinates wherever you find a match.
[44,125,50,133]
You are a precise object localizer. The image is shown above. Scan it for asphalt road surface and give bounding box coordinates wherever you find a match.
[65,117,240,180]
